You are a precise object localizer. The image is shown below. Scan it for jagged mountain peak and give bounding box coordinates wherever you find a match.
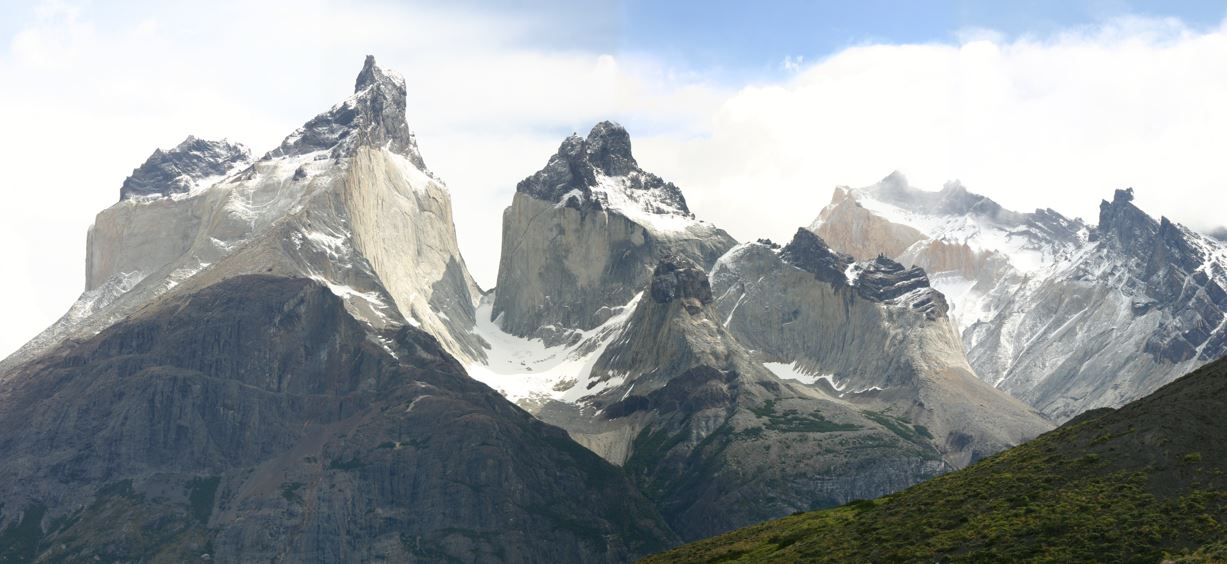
[1097,187,1143,218]
[566,242,959,540]
[814,177,1227,421]
[860,172,1017,222]
[814,174,1087,269]
[119,136,251,201]
[854,256,949,319]
[353,54,404,92]
[779,228,853,286]
[489,120,735,342]
[552,121,636,175]
[267,55,426,168]
[1086,188,1227,366]
[516,121,691,220]
[1095,187,1160,253]
[5,53,486,376]
[585,120,637,176]
[778,227,948,319]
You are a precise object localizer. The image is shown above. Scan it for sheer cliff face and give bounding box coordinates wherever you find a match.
[709,230,1050,468]
[490,122,736,344]
[3,56,484,373]
[812,174,1227,421]
[0,275,676,562]
[533,256,947,541]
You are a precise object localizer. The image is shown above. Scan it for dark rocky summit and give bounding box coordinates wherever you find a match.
[1094,188,1158,256]
[267,55,428,168]
[0,275,675,562]
[491,123,736,342]
[779,228,853,286]
[777,228,947,319]
[119,136,250,200]
[1096,188,1227,364]
[515,121,689,214]
[855,256,949,319]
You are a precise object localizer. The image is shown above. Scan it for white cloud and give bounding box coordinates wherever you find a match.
[638,16,1227,252]
[2,1,1227,359]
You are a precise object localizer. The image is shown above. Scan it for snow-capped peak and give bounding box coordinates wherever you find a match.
[812,173,1227,421]
[119,136,252,201]
[516,121,713,235]
[265,55,427,169]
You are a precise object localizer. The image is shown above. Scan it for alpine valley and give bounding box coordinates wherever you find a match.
[0,56,1223,563]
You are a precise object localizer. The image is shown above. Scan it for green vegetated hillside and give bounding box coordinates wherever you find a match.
[644,355,1227,563]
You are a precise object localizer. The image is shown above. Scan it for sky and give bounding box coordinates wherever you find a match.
[1,0,1227,359]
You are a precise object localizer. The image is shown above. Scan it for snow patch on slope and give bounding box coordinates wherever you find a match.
[762,361,883,395]
[591,173,714,237]
[466,292,640,407]
[854,196,1050,274]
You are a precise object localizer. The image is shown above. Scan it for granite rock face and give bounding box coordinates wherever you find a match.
[0,276,677,562]
[710,231,1050,468]
[490,123,736,344]
[119,136,251,200]
[2,56,484,376]
[532,258,948,541]
[472,154,1047,541]
[515,121,685,210]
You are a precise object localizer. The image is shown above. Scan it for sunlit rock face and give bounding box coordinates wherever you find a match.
[709,229,1050,469]
[3,55,484,375]
[490,122,736,345]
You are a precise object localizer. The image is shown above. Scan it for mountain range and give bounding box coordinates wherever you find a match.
[0,56,1223,562]
[813,173,1227,421]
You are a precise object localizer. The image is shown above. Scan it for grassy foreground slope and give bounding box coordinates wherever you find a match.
[644,356,1227,563]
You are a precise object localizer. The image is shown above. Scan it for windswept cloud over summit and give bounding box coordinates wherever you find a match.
[641,15,1227,251]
